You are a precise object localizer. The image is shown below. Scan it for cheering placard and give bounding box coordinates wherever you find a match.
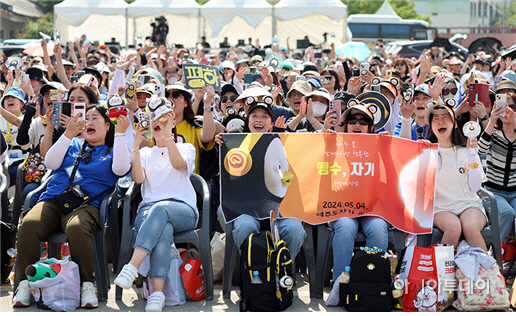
[220,133,439,234]
[183,64,221,91]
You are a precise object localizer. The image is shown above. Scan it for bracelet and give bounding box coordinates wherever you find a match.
[132,149,140,153]
[115,134,126,138]
[164,136,175,142]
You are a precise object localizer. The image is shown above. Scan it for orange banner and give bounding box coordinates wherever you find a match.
[221,133,439,234]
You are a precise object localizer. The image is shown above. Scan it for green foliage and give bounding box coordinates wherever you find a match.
[492,1,516,28]
[342,0,431,23]
[20,12,54,39]
[36,0,63,14]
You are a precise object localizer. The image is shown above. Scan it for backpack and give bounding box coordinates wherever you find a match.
[340,250,394,312]
[239,231,294,312]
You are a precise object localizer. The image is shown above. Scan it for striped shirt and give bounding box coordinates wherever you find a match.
[478,130,516,191]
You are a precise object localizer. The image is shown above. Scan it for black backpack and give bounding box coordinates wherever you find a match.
[340,250,394,312]
[239,231,294,312]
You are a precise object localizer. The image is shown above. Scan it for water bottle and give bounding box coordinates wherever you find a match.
[251,270,262,284]
[339,266,351,284]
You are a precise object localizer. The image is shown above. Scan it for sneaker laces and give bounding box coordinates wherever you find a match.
[82,284,96,297]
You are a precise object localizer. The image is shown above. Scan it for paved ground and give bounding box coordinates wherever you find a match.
[1,266,342,313]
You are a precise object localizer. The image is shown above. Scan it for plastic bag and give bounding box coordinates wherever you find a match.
[28,256,80,312]
[210,232,225,282]
[139,246,186,306]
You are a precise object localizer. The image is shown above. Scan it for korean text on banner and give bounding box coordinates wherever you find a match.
[183,64,221,91]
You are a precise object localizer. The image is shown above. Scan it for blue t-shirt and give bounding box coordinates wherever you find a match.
[39,138,119,208]
[273,105,294,121]
[393,119,430,140]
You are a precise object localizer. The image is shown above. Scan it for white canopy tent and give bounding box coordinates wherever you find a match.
[274,0,348,48]
[127,0,201,48]
[54,0,130,47]
[200,0,273,49]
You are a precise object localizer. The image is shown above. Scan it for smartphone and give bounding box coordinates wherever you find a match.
[328,100,342,125]
[385,70,394,78]
[154,84,165,98]
[469,83,489,108]
[79,58,86,68]
[296,76,305,82]
[21,73,29,84]
[360,63,370,76]
[250,66,257,74]
[314,52,322,59]
[70,74,78,85]
[352,69,360,77]
[52,102,72,126]
[137,112,152,138]
[321,76,332,85]
[372,85,380,92]
[402,83,415,102]
[125,81,136,99]
[137,74,151,87]
[73,103,86,121]
[316,58,322,67]
[495,94,507,116]
[76,70,85,78]
[243,73,253,84]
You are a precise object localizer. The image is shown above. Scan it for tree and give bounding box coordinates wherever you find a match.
[492,1,516,28]
[20,12,54,39]
[36,0,63,14]
[342,0,431,23]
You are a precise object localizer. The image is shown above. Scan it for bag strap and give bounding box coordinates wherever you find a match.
[68,141,88,184]
[82,185,114,206]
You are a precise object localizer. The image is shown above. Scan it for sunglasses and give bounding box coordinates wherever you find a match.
[442,88,458,95]
[221,95,238,103]
[346,118,370,126]
[395,63,405,67]
[166,91,182,99]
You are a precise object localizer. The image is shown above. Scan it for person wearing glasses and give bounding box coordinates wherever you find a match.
[216,84,241,122]
[13,104,131,309]
[165,82,216,175]
[323,104,389,285]
[394,58,411,83]
[478,94,516,244]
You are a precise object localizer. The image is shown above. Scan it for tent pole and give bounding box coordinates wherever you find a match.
[125,8,129,51]
[272,6,276,41]
[198,8,201,45]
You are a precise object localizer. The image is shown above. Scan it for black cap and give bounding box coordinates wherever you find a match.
[221,83,239,96]
[26,67,48,83]
[83,66,102,82]
[248,102,275,120]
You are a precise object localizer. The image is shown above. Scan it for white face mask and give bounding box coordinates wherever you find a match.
[312,101,327,118]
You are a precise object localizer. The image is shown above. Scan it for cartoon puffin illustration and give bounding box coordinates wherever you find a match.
[221,133,293,222]
[107,94,128,124]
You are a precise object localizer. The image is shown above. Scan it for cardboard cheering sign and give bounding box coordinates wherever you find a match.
[183,64,221,91]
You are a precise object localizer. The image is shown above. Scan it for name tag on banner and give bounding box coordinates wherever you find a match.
[183,64,221,91]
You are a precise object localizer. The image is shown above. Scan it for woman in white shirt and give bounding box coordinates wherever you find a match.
[114,100,198,312]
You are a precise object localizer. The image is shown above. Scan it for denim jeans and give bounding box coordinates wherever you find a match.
[22,182,40,207]
[134,199,197,279]
[232,214,306,260]
[329,216,389,282]
[487,187,516,243]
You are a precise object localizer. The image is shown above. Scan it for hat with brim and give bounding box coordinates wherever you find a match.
[1,87,26,108]
[341,104,374,126]
[62,59,75,68]
[306,77,322,89]
[250,55,263,62]
[379,81,398,99]
[136,83,156,96]
[40,82,66,97]
[26,67,49,84]
[424,102,455,126]
[83,66,102,81]
[165,82,192,99]
[221,83,239,96]
[237,59,250,65]
[305,88,331,103]
[29,57,43,67]
[496,80,516,93]
[285,80,311,106]
[414,84,431,98]
[248,102,275,120]
[302,70,320,77]
[235,82,271,103]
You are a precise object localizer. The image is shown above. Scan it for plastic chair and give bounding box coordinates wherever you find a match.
[418,187,503,267]
[115,173,213,300]
[13,177,118,303]
[311,223,406,299]
[222,221,317,299]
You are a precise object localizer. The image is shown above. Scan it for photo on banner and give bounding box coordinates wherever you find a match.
[183,64,221,91]
[220,133,439,234]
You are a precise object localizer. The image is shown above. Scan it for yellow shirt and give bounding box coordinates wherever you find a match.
[176,120,214,174]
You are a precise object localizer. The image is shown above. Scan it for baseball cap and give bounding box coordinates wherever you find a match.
[341,104,374,126]
[136,83,156,96]
[247,99,275,120]
[414,84,431,97]
[424,102,455,125]
[26,67,49,83]
[305,88,331,103]
[40,82,67,97]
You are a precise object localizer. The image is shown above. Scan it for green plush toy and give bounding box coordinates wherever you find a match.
[25,260,61,282]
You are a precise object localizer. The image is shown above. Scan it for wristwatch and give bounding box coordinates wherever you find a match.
[204,106,213,113]
[480,114,490,122]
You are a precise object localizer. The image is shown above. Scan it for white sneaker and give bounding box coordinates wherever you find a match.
[145,291,165,312]
[13,280,33,307]
[80,282,98,308]
[114,264,138,289]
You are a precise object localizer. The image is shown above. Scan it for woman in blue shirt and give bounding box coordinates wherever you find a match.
[13,104,131,309]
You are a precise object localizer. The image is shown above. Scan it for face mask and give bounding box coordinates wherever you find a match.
[312,101,327,117]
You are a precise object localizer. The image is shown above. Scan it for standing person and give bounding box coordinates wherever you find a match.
[114,105,197,312]
[422,102,487,250]
[324,105,389,283]
[478,96,516,243]
[13,105,131,308]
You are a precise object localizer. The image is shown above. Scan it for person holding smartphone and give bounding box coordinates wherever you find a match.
[478,95,516,244]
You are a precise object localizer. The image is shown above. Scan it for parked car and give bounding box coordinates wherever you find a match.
[386,39,468,59]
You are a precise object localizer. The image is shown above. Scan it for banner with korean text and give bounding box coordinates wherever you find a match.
[220,133,439,234]
[183,64,221,91]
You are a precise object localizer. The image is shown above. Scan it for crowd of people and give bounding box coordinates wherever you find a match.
[1,32,516,312]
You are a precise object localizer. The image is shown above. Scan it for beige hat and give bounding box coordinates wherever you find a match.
[165,82,192,99]
[305,88,331,103]
[424,102,455,126]
[341,104,374,125]
[496,79,516,93]
[285,80,311,105]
